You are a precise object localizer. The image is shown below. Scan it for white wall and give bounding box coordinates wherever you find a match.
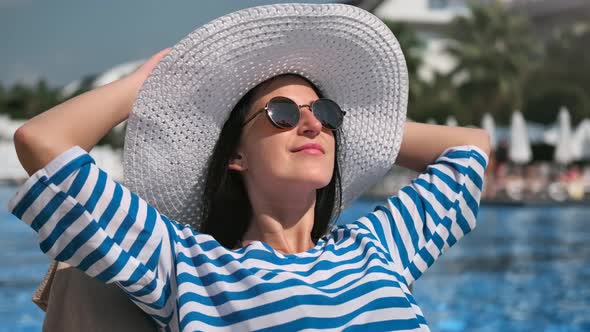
[374,0,469,25]
[374,0,469,80]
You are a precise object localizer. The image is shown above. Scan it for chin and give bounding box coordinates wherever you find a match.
[271,163,333,188]
[296,171,333,189]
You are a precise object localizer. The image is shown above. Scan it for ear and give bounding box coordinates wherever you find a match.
[228,151,247,171]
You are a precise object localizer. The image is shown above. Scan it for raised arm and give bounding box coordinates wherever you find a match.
[352,121,491,287]
[395,121,491,173]
[13,48,171,175]
[8,48,177,328]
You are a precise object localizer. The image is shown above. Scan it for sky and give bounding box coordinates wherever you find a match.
[0,0,333,88]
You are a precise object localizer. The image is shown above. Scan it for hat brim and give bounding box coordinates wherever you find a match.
[123,3,408,227]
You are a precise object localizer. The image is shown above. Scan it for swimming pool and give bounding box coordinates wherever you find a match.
[339,200,590,332]
[1,186,589,331]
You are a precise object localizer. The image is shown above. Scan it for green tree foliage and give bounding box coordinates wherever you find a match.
[1,79,62,120]
[446,1,540,125]
[0,79,122,148]
[0,84,5,115]
[410,72,467,125]
[523,23,590,125]
[381,19,425,106]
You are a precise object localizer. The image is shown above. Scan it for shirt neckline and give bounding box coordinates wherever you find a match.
[233,235,328,259]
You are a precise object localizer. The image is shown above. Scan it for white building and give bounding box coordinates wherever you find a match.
[373,0,473,81]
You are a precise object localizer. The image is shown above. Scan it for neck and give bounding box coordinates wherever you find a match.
[241,188,317,254]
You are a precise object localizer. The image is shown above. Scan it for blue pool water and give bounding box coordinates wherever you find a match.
[1,185,589,331]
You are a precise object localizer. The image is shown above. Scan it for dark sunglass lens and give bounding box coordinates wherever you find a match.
[267,97,299,128]
[313,99,344,130]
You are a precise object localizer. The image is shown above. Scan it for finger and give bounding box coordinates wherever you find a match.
[155,47,172,57]
[151,47,172,61]
[143,48,172,68]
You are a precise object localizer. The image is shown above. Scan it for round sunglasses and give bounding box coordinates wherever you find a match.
[242,96,346,130]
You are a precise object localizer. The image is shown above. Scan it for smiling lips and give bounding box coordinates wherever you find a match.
[292,143,325,155]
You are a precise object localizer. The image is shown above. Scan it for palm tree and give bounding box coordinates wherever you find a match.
[381,20,425,105]
[446,2,540,125]
[3,80,62,119]
[411,72,466,125]
[523,22,590,125]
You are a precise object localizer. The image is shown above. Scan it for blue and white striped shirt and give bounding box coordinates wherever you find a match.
[7,145,488,331]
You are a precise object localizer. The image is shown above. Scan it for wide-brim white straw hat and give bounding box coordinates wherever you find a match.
[122,2,408,228]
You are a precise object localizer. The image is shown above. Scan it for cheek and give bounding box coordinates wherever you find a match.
[245,136,289,172]
[244,132,336,185]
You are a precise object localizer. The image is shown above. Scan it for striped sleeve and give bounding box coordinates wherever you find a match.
[6,145,177,326]
[356,145,489,286]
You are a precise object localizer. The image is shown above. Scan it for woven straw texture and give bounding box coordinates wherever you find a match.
[123,3,408,227]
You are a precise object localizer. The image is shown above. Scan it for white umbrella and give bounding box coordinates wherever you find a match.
[526,121,548,144]
[481,113,496,149]
[509,110,532,164]
[445,115,458,127]
[553,106,574,165]
[571,118,590,161]
[543,125,558,145]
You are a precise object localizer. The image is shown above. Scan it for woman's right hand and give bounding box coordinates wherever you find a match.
[14,47,172,174]
[123,47,172,116]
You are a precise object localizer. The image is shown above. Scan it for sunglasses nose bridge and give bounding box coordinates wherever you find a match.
[296,104,323,132]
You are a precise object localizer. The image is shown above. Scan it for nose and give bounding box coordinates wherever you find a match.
[297,105,322,137]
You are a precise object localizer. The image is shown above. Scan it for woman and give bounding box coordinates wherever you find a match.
[9,3,490,331]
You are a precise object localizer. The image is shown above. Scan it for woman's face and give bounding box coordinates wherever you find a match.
[229,75,335,194]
